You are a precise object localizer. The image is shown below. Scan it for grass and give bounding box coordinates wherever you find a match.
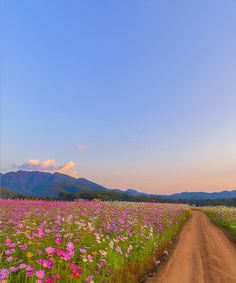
[203,206,236,239]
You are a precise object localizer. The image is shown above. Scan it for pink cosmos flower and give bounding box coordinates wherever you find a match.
[36,259,44,265]
[55,238,62,245]
[20,245,27,250]
[66,241,75,251]
[26,271,34,277]
[115,246,122,254]
[26,265,34,271]
[5,238,12,245]
[9,266,18,272]
[42,260,53,269]
[5,249,14,255]
[88,254,94,262]
[97,260,107,269]
[45,247,56,255]
[56,249,64,257]
[6,256,13,262]
[19,264,27,269]
[0,269,10,279]
[63,252,73,261]
[86,275,94,283]
[36,270,45,279]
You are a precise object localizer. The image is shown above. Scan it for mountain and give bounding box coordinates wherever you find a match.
[166,190,236,200]
[0,171,99,198]
[0,170,236,200]
[76,178,109,191]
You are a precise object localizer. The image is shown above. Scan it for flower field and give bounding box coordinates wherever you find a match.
[0,200,190,283]
[203,206,236,238]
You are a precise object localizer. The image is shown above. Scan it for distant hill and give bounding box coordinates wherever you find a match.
[0,170,235,200]
[167,190,236,200]
[113,188,148,196]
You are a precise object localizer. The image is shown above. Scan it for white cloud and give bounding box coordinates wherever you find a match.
[57,161,78,177]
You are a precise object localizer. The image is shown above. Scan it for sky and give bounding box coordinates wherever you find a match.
[1,0,236,194]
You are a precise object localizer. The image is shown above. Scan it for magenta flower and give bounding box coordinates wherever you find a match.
[106,268,112,274]
[97,260,107,269]
[20,245,27,250]
[55,237,62,244]
[63,252,73,261]
[0,269,10,279]
[46,277,54,283]
[26,271,34,277]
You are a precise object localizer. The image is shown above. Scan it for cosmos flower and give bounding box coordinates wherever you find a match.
[45,247,56,255]
[66,241,75,251]
[36,270,45,279]
[86,275,94,283]
[0,269,10,279]
[42,260,53,269]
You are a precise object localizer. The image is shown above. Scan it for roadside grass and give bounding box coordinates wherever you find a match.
[203,206,236,240]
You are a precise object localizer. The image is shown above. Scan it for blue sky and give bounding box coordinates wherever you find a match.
[1,0,236,193]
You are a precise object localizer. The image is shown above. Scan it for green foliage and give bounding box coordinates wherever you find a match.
[1,186,236,207]
[167,198,236,207]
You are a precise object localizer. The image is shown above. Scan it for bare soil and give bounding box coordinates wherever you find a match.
[146,210,236,283]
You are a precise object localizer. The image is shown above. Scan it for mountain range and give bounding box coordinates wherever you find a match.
[0,170,236,200]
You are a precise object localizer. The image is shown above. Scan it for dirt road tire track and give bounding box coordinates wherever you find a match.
[147,210,236,283]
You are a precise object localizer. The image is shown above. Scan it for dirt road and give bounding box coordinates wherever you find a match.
[147,210,236,283]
